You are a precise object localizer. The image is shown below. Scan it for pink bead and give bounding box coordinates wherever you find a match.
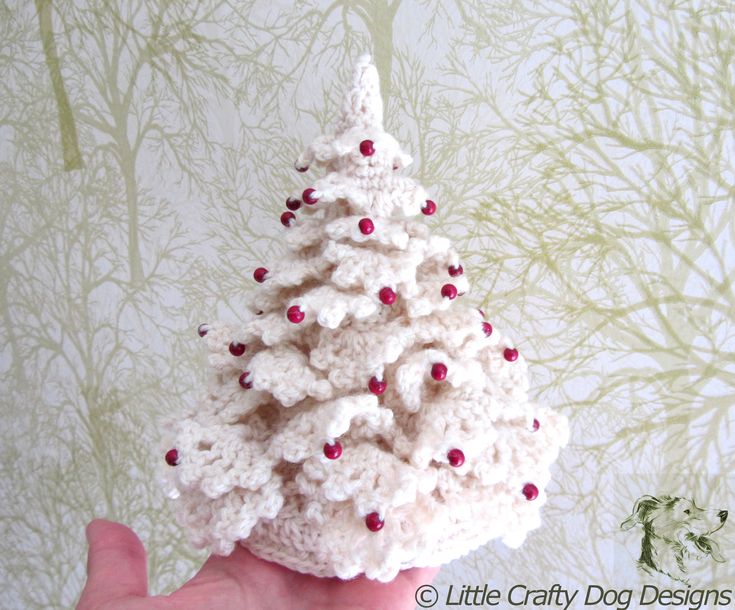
[229,341,246,357]
[365,512,384,532]
[323,441,342,460]
[197,323,209,337]
[280,211,295,227]
[447,448,465,467]
[448,264,463,277]
[522,483,539,501]
[302,188,319,205]
[165,448,180,466]
[379,287,396,305]
[239,371,253,389]
[287,305,305,323]
[504,347,519,362]
[441,284,457,299]
[358,218,374,235]
[482,322,493,337]
[360,140,375,156]
[368,376,387,395]
[431,362,448,381]
[532,418,540,432]
[253,267,268,283]
[422,200,437,215]
[286,197,301,211]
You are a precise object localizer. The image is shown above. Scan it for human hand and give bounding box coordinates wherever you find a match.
[76,518,440,610]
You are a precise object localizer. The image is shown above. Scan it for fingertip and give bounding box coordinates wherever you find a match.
[85,518,113,543]
[80,517,149,603]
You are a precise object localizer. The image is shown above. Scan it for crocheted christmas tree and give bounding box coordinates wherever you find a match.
[160,54,569,582]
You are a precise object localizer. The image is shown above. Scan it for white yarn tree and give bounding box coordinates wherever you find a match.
[160,54,568,582]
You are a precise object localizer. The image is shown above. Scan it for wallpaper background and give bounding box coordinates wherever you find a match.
[1,1,734,608]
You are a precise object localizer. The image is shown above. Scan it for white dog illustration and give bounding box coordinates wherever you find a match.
[621,495,727,584]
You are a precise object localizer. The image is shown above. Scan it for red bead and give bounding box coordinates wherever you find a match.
[295,163,309,172]
[323,441,342,460]
[379,287,396,305]
[448,264,463,277]
[522,483,539,501]
[365,512,384,532]
[358,218,374,235]
[392,164,398,170]
[302,188,319,205]
[431,362,447,381]
[504,347,519,362]
[229,341,246,357]
[368,376,387,395]
[239,371,253,389]
[287,305,305,323]
[165,448,180,466]
[359,139,375,156]
[256,310,264,315]
[280,211,295,227]
[253,267,268,283]
[197,323,209,337]
[532,418,540,432]
[286,197,301,211]
[478,308,485,317]
[482,322,493,337]
[422,200,437,215]
[447,448,465,467]
[441,284,458,299]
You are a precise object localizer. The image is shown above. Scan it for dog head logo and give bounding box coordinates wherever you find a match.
[621,495,728,584]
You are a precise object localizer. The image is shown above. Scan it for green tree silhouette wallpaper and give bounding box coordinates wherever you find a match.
[1,1,733,608]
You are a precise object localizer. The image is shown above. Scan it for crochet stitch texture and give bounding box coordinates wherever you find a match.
[160,53,569,582]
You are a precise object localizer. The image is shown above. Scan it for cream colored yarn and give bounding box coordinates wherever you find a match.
[159,53,569,583]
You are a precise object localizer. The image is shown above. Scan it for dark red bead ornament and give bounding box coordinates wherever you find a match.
[323,441,343,460]
[441,284,457,299]
[197,323,209,337]
[302,188,319,205]
[365,512,384,532]
[368,376,387,395]
[482,322,493,337]
[287,305,305,323]
[360,140,375,156]
[422,200,436,215]
[239,371,253,389]
[431,363,448,381]
[295,163,309,172]
[165,448,180,466]
[280,211,295,227]
[504,348,519,362]
[229,342,246,357]
[253,267,268,283]
[532,418,540,432]
[447,448,465,467]
[522,483,539,501]
[286,197,301,211]
[448,265,463,277]
[358,218,374,235]
[379,287,396,305]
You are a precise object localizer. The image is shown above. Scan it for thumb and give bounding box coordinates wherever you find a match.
[77,518,149,609]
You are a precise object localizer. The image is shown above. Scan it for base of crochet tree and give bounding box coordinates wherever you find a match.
[228,407,567,583]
